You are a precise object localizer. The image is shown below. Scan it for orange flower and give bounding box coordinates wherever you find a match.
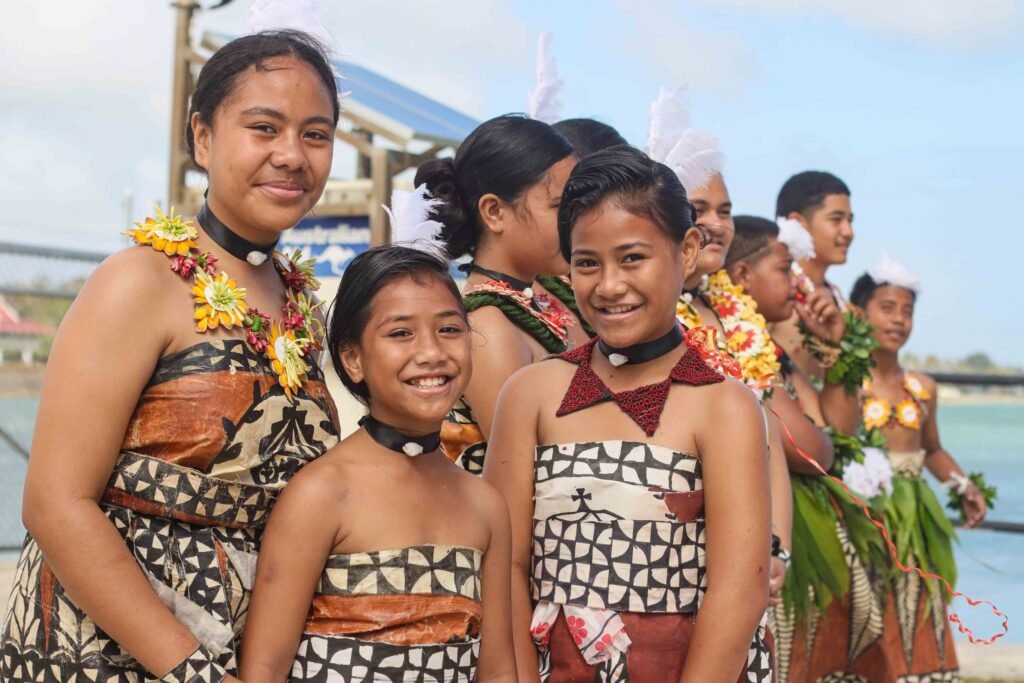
[862,397,891,431]
[895,398,921,430]
[192,270,248,332]
[124,206,197,256]
[267,323,312,399]
[905,374,931,401]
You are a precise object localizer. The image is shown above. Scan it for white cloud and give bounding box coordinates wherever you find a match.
[699,0,1024,47]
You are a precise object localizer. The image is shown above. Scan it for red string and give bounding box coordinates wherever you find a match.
[766,405,1009,645]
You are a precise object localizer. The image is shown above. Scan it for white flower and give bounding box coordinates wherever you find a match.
[842,461,873,499]
[776,218,816,261]
[862,447,894,495]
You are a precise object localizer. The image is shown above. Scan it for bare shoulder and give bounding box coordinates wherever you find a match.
[910,371,937,394]
[693,377,761,425]
[500,356,573,404]
[467,305,522,341]
[276,442,352,509]
[453,468,510,534]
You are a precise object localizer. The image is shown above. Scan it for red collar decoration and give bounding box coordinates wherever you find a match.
[550,335,724,436]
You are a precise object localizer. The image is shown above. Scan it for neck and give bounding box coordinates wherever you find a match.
[800,258,829,286]
[367,407,439,437]
[471,242,535,285]
[872,349,902,378]
[206,193,279,248]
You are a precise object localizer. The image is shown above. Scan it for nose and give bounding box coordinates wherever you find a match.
[270,130,308,171]
[595,264,628,299]
[413,331,447,365]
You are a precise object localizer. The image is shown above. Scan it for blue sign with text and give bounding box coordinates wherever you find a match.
[278,215,371,277]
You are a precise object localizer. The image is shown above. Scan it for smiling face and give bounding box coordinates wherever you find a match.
[863,284,915,353]
[730,239,797,323]
[569,201,700,348]
[340,274,471,433]
[192,56,335,244]
[794,193,854,266]
[689,174,735,277]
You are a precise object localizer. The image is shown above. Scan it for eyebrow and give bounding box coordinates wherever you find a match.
[239,107,334,127]
[377,310,464,326]
[571,240,654,257]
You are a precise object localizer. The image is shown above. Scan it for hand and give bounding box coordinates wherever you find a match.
[962,482,988,528]
[768,557,787,607]
[796,290,845,343]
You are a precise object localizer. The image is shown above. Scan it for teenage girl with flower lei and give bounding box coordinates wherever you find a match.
[1,31,340,681]
[848,258,991,680]
[415,115,576,475]
[240,246,516,683]
[486,146,773,682]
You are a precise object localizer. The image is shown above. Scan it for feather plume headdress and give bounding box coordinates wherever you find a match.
[643,86,723,192]
[384,184,447,256]
[776,218,816,261]
[869,251,919,293]
[527,32,564,123]
[245,0,334,51]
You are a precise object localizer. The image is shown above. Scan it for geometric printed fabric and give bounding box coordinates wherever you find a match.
[1,339,338,681]
[290,635,480,683]
[317,545,482,600]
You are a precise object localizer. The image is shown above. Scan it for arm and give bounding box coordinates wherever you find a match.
[475,483,519,682]
[680,381,771,683]
[765,385,835,474]
[796,292,859,434]
[20,251,224,678]
[765,412,792,607]
[464,306,535,439]
[919,379,986,528]
[239,465,341,682]
[482,369,542,683]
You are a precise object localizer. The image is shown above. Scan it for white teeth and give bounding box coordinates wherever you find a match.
[411,377,446,388]
[605,305,634,314]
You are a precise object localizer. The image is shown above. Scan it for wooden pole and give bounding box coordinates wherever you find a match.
[369,147,391,245]
[168,1,199,211]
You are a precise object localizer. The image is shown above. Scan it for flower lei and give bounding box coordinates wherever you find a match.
[125,206,323,399]
[675,271,780,394]
[862,374,930,431]
[462,280,572,354]
[801,309,878,397]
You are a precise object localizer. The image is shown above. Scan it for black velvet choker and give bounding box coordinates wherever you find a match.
[197,202,278,266]
[359,414,440,457]
[460,263,534,298]
[597,324,685,367]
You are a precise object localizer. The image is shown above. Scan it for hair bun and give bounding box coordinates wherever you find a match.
[414,158,473,259]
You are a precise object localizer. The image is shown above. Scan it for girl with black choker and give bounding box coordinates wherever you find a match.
[485,146,773,682]
[240,246,516,683]
[2,31,341,681]
[415,115,576,475]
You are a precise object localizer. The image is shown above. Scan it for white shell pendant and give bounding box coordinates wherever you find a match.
[247,251,268,266]
[680,292,693,304]
[402,442,424,457]
[608,353,629,367]
[523,287,534,300]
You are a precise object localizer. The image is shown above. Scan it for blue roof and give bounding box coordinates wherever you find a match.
[205,33,479,147]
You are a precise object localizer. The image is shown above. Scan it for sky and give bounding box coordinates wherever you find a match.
[1,0,1022,365]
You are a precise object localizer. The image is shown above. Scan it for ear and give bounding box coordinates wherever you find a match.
[339,344,364,386]
[476,193,508,237]
[730,260,753,290]
[786,211,808,229]
[678,228,702,282]
[191,112,211,171]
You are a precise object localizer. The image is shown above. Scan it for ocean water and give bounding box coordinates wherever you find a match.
[1,398,1022,641]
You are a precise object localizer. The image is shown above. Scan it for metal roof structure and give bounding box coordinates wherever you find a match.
[202,32,479,149]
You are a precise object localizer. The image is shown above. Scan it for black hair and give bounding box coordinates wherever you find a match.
[553,118,628,158]
[775,171,850,219]
[186,30,340,165]
[557,145,694,261]
[726,215,780,268]
[414,114,573,259]
[849,273,917,309]
[327,246,464,405]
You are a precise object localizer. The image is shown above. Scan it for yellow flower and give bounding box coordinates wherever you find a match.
[192,270,248,332]
[905,374,931,401]
[676,297,703,329]
[862,397,891,430]
[895,398,921,430]
[267,323,312,399]
[124,205,198,256]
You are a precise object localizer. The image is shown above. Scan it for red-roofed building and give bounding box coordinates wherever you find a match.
[0,295,52,364]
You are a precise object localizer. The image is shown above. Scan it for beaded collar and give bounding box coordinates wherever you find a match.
[548,334,723,436]
[462,280,572,354]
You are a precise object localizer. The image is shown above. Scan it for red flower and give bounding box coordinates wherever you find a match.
[594,634,613,653]
[281,266,307,291]
[566,616,589,645]
[199,252,218,275]
[530,623,551,648]
[246,329,269,353]
[170,255,197,278]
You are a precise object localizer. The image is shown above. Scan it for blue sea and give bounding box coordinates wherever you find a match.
[1,398,1022,642]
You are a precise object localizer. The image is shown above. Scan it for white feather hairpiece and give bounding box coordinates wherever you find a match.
[384,184,447,255]
[776,218,816,261]
[245,0,334,51]
[644,87,723,191]
[527,32,564,124]
[868,251,919,293]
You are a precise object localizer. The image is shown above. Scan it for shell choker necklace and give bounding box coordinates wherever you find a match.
[359,414,441,457]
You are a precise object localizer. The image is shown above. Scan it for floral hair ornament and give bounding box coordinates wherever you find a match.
[643,86,724,192]
[776,217,816,262]
[383,184,447,256]
[526,32,564,124]
[868,251,920,294]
